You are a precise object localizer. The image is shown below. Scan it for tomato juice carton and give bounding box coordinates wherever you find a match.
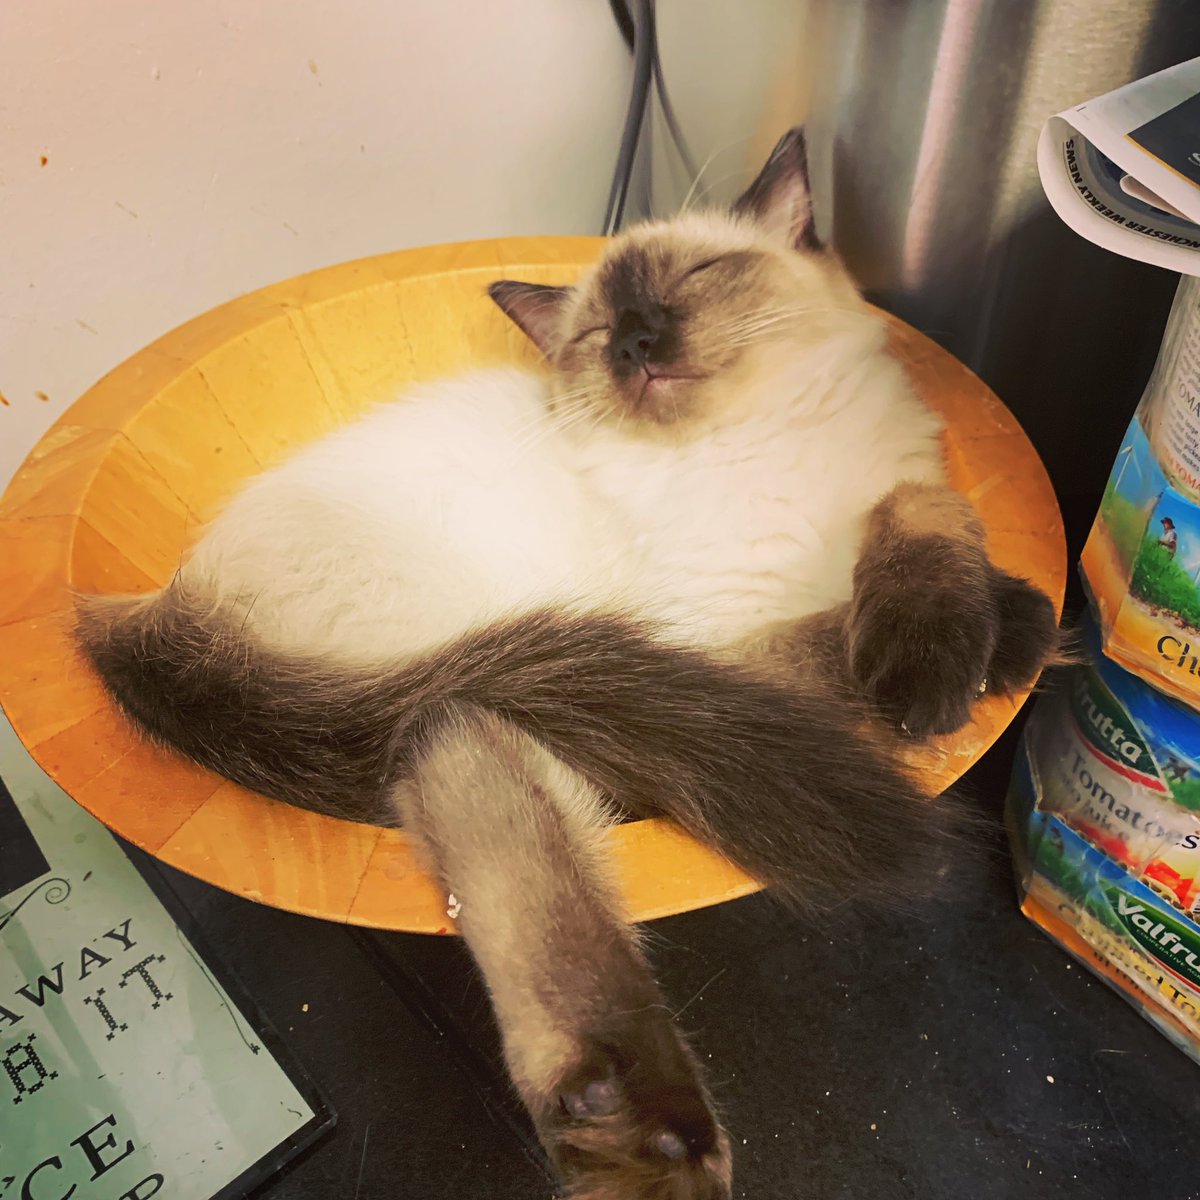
[1007,617,1200,1060]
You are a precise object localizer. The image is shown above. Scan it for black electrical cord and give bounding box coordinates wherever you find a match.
[603,0,653,234]
[607,0,636,51]
[604,0,700,233]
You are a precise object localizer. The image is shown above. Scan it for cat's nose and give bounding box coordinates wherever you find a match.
[611,308,663,368]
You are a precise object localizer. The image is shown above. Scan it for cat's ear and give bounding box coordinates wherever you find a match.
[488,281,574,358]
[731,127,820,251]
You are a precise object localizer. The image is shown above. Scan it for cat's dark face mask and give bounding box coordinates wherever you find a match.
[488,128,866,436]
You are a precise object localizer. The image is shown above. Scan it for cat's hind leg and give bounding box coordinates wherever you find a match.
[847,482,1059,736]
[391,706,732,1200]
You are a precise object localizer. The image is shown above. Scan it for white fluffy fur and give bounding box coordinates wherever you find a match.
[181,315,943,663]
[573,318,943,644]
[185,370,625,660]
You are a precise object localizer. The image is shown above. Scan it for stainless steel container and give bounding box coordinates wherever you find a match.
[655,0,1200,503]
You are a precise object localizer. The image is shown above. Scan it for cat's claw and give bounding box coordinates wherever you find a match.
[654,1129,689,1159]
[563,1075,623,1119]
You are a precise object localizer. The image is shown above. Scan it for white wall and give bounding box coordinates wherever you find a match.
[0,0,631,484]
[650,1,810,218]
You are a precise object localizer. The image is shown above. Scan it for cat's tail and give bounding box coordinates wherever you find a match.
[76,587,969,910]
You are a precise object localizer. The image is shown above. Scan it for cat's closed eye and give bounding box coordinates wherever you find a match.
[682,256,725,279]
[568,325,609,346]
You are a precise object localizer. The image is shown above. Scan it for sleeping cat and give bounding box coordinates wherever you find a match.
[77,130,1058,1200]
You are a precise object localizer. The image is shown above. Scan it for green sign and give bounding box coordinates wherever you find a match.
[0,716,330,1200]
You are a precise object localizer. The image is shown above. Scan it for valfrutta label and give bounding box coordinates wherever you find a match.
[1102,884,1200,993]
[1035,656,1200,911]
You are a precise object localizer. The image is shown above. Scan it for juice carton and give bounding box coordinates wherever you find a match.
[1008,617,1200,1060]
[1082,274,1200,710]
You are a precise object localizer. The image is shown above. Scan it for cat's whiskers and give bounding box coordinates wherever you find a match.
[706,310,804,349]
[547,407,601,445]
[680,146,726,213]
[678,136,757,213]
[706,302,872,351]
[511,390,599,453]
[712,302,799,326]
[715,318,795,344]
[547,390,599,430]
[514,414,572,454]
[508,385,589,435]
[709,304,806,334]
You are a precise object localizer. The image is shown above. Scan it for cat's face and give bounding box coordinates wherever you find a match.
[490,129,870,437]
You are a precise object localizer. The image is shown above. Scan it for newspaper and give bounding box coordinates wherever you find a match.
[1038,58,1200,273]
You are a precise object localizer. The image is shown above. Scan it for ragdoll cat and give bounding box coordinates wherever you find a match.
[76,130,1058,1200]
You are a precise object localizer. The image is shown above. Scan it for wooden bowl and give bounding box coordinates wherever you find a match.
[0,237,1065,933]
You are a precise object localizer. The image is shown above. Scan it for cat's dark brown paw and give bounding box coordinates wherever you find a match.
[848,483,1061,738]
[849,542,997,738]
[849,547,1060,738]
[542,1029,732,1200]
[985,568,1061,696]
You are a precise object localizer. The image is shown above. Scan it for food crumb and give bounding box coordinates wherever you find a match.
[301,1003,309,1013]
[870,1123,877,1131]
[1045,1074,1055,1084]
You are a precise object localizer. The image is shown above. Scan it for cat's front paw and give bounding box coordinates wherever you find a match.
[849,555,1059,738]
[849,580,995,738]
[542,1032,732,1200]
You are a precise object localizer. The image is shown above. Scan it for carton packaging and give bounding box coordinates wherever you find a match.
[1007,619,1200,1060]
[1082,275,1200,710]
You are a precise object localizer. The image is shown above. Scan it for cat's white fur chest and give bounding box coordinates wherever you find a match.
[185,371,620,659]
